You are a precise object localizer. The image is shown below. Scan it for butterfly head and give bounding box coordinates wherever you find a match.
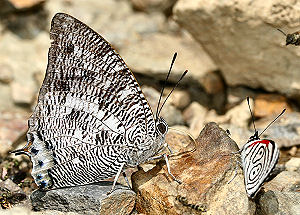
[155,117,168,137]
[247,130,260,143]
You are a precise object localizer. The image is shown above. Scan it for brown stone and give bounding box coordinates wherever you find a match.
[202,72,224,95]
[132,122,256,215]
[6,0,45,10]
[254,94,291,118]
[0,111,29,156]
[168,89,191,110]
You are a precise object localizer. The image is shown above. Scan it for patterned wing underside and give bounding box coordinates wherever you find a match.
[28,13,155,188]
[241,139,279,197]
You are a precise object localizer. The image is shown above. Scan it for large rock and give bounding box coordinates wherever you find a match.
[31,183,136,215]
[132,122,256,215]
[173,0,300,98]
[120,32,218,87]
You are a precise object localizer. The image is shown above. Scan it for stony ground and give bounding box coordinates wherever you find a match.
[0,0,300,214]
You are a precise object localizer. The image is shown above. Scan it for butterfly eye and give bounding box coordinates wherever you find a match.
[157,123,167,135]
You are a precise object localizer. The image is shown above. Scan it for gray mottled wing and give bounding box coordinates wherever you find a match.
[27,13,155,189]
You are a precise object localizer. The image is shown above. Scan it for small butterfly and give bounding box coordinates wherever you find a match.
[277,28,300,46]
[240,97,285,198]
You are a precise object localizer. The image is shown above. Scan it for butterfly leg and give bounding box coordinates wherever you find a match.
[122,171,131,189]
[164,154,182,184]
[165,143,173,154]
[227,160,242,184]
[107,162,125,195]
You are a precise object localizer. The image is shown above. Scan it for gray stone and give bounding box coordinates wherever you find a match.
[257,191,300,215]
[256,112,300,148]
[173,0,300,98]
[31,183,136,215]
[218,123,252,149]
[46,0,164,48]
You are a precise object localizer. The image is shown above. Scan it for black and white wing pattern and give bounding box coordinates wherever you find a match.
[19,13,163,189]
[241,131,279,198]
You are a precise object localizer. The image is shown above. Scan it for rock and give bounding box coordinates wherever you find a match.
[227,87,257,110]
[201,71,224,95]
[218,123,252,149]
[31,183,136,215]
[165,127,194,154]
[168,89,191,110]
[0,31,48,107]
[205,98,254,129]
[2,206,80,215]
[285,158,300,172]
[130,0,177,15]
[120,32,218,87]
[223,98,253,128]
[11,82,35,106]
[132,122,256,215]
[256,112,300,148]
[257,191,300,215]
[0,111,29,156]
[0,83,14,111]
[46,0,164,48]
[254,94,292,118]
[0,63,14,84]
[3,0,45,10]
[142,86,184,126]
[263,171,300,193]
[173,0,300,98]
[183,101,208,137]
[0,179,28,209]
[4,9,48,39]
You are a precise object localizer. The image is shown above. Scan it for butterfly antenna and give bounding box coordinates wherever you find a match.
[277,28,287,36]
[247,97,257,133]
[156,53,177,121]
[157,70,188,117]
[258,109,286,137]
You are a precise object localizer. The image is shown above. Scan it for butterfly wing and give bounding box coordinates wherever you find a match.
[26,13,156,189]
[241,139,279,197]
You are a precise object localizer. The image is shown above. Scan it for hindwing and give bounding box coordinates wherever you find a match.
[241,139,279,197]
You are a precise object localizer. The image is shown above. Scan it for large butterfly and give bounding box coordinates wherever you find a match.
[12,13,183,192]
[240,97,285,198]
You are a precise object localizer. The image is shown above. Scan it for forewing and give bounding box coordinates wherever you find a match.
[241,139,279,197]
[27,13,155,188]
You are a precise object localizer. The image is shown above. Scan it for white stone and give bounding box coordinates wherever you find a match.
[174,0,300,98]
[286,157,300,172]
